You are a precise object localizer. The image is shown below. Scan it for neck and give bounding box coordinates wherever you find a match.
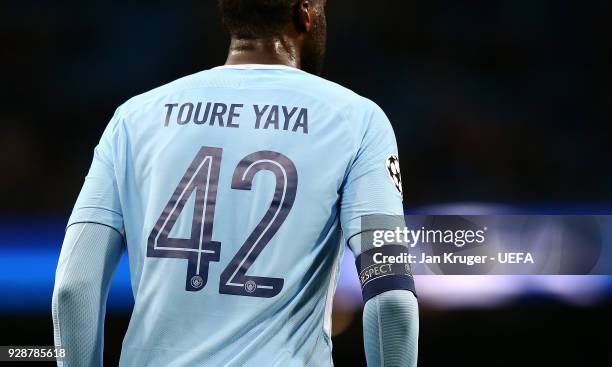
[225,37,301,69]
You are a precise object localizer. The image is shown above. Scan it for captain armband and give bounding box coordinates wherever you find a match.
[355,244,417,303]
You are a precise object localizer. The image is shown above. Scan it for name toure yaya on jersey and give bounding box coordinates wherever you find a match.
[163,102,309,134]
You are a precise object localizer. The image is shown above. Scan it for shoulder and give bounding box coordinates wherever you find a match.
[289,72,390,130]
[115,70,211,117]
[292,71,371,108]
[309,75,392,132]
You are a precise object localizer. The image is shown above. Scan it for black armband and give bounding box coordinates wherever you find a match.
[355,244,417,303]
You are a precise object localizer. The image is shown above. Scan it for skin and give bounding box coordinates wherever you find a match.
[224,0,327,75]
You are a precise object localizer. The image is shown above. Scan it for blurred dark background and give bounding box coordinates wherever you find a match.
[1,0,611,366]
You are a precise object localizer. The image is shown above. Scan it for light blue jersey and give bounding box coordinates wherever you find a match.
[68,64,404,366]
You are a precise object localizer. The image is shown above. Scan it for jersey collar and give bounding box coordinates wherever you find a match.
[212,64,303,72]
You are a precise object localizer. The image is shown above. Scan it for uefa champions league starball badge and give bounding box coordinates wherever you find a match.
[386,154,403,196]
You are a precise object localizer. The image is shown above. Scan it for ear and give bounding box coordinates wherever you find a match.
[294,0,313,33]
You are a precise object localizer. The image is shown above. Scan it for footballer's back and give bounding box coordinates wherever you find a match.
[69,64,403,366]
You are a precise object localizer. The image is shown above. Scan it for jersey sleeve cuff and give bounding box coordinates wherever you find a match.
[343,214,406,245]
[67,207,124,235]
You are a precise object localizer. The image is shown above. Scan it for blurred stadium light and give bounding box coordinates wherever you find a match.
[2,203,611,313]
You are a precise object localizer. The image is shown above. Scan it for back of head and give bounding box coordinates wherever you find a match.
[218,0,298,39]
[218,0,327,75]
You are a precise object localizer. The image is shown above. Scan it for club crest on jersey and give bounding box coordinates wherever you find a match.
[386,154,403,196]
[190,275,204,289]
[244,280,257,293]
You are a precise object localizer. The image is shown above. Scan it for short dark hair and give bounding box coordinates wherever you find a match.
[218,0,298,39]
